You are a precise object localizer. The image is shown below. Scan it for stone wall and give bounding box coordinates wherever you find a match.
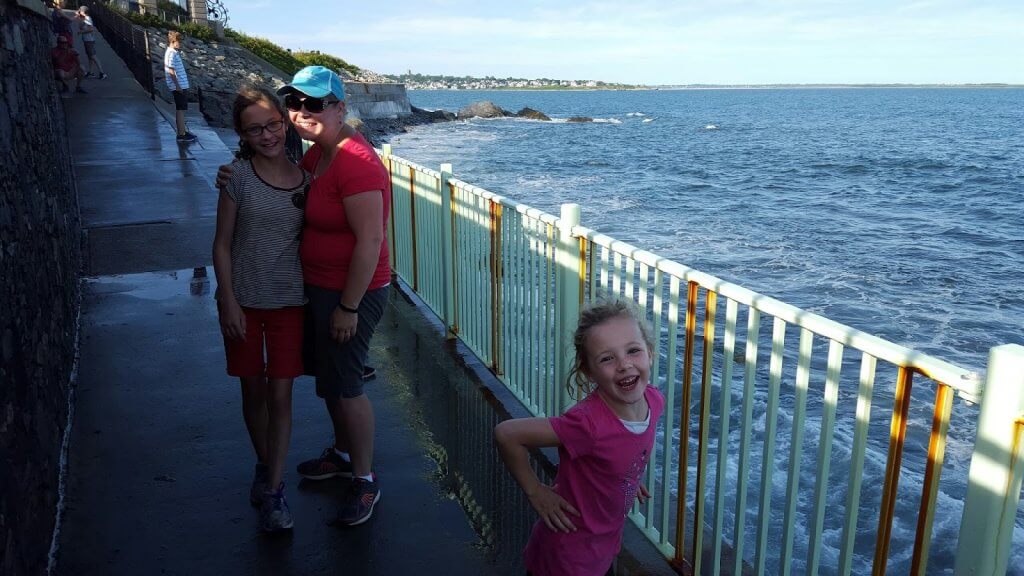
[0,1,82,574]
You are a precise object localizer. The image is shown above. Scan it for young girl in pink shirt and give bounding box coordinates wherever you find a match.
[495,299,665,576]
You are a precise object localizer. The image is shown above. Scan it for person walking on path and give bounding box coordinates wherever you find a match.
[52,35,86,94]
[495,299,665,576]
[76,6,107,80]
[50,0,74,46]
[212,85,310,533]
[279,66,392,527]
[164,31,197,142]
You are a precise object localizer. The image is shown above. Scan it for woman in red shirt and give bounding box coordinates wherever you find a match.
[277,66,392,526]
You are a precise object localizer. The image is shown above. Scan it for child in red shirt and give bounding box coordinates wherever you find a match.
[51,35,85,94]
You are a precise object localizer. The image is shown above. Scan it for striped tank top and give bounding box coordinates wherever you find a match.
[225,159,309,309]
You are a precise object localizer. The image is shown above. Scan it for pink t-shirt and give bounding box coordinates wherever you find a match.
[524,385,665,576]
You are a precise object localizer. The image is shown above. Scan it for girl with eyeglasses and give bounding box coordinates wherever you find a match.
[212,85,310,533]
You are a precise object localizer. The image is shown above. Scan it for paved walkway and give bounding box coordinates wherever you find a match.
[56,29,494,575]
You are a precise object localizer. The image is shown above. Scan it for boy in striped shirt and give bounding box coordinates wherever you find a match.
[164,31,196,142]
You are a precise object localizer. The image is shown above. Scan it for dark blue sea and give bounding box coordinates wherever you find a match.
[388,88,1024,574]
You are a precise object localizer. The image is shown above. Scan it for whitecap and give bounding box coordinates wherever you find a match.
[642,118,654,123]
[592,118,623,124]
[704,124,719,130]
[626,112,646,116]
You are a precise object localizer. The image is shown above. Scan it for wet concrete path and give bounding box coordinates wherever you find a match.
[56,29,495,575]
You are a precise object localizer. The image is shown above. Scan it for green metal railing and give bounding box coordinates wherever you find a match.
[380,144,1024,576]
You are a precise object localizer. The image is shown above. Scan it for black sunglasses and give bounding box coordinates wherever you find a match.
[291,184,309,209]
[283,93,338,114]
[292,184,309,240]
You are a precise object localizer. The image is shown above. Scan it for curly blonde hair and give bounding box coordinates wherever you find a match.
[565,298,654,399]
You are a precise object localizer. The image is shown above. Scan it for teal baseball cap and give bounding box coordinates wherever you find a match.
[276,66,345,100]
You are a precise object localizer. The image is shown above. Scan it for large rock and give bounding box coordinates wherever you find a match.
[412,106,456,122]
[516,107,550,121]
[457,101,510,119]
[566,116,593,123]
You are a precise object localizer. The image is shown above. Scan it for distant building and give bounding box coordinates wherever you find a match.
[134,0,210,25]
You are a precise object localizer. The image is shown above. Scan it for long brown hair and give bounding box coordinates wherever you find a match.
[565,298,654,399]
[231,84,287,159]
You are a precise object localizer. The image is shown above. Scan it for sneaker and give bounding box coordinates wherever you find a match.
[84,72,95,78]
[176,132,197,142]
[259,483,294,532]
[334,477,380,526]
[99,73,108,80]
[250,462,269,506]
[296,447,353,480]
[361,365,376,381]
[74,87,87,94]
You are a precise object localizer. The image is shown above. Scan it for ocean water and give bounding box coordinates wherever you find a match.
[387,88,1024,574]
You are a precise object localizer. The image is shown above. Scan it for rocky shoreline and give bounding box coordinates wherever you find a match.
[364,100,605,146]
[357,106,456,146]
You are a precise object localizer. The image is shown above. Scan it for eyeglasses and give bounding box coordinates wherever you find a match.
[283,93,338,114]
[241,119,285,137]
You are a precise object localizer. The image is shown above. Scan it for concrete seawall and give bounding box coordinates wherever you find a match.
[343,82,412,120]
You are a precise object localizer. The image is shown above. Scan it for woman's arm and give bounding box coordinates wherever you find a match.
[212,189,245,341]
[330,190,385,343]
[494,418,580,533]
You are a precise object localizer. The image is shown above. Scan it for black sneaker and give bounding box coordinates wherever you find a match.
[176,132,197,142]
[259,483,294,532]
[250,462,269,506]
[334,477,380,526]
[296,447,353,480]
[361,365,376,381]
[99,73,108,80]
[85,72,95,78]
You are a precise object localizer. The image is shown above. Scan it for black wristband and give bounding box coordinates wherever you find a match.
[337,302,359,314]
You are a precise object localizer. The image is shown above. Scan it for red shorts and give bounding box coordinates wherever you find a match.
[224,306,304,379]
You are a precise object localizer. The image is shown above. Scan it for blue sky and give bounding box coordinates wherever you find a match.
[227,0,1023,85]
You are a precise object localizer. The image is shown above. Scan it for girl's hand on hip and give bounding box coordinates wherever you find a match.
[217,299,246,341]
[528,484,579,533]
[330,307,358,344]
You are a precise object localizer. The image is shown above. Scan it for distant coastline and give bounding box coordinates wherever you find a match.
[407,82,1023,91]
[649,82,1023,89]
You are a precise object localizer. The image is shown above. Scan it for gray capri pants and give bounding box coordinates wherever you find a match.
[304,284,388,400]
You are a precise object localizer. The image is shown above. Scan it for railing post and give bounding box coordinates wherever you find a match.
[439,163,456,339]
[954,344,1024,576]
[554,203,581,412]
[381,144,395,275]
